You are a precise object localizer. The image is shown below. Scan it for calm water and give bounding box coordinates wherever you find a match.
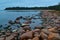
[0,10,42,29]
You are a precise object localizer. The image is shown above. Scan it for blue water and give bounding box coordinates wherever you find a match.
[0,10,42,29]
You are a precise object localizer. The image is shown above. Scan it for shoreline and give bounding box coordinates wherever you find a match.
[0,9,60,40]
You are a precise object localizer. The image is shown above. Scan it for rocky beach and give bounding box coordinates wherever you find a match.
[0,10,60,40]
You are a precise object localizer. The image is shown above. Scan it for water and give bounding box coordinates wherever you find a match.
[0,10,42,29]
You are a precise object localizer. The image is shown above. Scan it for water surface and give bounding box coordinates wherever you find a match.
[0,10,42,29]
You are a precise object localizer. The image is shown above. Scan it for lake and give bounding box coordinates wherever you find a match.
[0,10,42,29]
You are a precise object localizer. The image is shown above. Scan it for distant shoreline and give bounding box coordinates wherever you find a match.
[4,4,60,11]
[4,7,41,10]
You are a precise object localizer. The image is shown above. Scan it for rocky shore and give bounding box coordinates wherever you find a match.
[0,10,60,40]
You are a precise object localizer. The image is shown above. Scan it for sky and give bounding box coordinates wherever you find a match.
[0,0,60,10]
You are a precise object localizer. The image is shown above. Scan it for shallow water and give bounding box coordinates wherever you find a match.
[0,10,42,29]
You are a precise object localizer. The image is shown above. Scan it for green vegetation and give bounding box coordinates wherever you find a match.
[4,4,60,10]
[4,7,41,10]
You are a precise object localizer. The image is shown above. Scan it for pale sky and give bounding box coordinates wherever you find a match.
[0,0,60,10]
